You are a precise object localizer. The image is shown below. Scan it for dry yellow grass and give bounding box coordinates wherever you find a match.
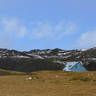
[0,71,96,96]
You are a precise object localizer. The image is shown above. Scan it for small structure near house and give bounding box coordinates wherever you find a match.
[63,61,86,71]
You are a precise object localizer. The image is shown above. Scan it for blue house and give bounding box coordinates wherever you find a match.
[63,62,86,71]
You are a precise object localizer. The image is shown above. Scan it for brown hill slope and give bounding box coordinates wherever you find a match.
[0,71,96,96]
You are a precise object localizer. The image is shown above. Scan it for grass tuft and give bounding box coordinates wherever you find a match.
[70,76,91,82]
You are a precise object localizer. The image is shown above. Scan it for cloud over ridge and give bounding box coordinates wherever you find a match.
[1,17,27,38]
[0,17,77,50]
[77,29,96,49]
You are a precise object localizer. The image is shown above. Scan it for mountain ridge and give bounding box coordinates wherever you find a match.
[0,47,96,61]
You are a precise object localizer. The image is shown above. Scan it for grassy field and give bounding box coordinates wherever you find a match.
[0,70,96,96]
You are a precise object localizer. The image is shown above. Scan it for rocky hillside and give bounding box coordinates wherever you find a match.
[0,47,96,71]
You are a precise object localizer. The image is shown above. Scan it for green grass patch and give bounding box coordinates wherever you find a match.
[0,69,25,76]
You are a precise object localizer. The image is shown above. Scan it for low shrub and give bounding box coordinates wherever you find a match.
[70,76,91,82]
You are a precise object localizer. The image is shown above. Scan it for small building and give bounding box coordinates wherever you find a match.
[62,62,86,71]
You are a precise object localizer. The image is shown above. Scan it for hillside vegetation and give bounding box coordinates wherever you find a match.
[0,58,64,72]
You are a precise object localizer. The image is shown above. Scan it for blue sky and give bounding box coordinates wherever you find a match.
[0,0,96,51]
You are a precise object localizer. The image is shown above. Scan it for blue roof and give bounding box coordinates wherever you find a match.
[64,61,82,69]
[66,62,78,69]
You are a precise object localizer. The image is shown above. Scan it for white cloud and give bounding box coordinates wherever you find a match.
[1,17,27,38]
[57,22,77,39]
[17,26,27,37]
[1,19,77,40]
[0,17,27,49]
[31,22,53,38]
[77,29,96,48]
[0,37,12,48]
[30,21,77,40]
[55,22,63,32]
